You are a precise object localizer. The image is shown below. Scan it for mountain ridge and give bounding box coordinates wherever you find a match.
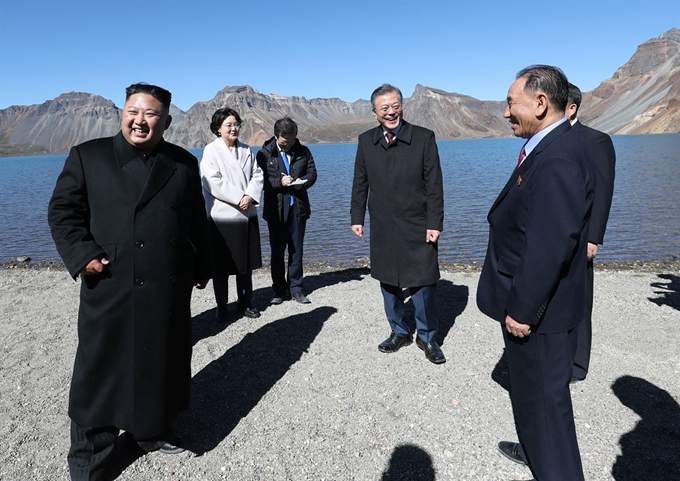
[1,29,678,156]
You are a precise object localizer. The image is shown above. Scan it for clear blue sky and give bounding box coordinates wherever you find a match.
[1,0,678,111]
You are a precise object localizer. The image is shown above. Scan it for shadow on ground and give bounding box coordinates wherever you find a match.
[491,349,511,392]
[179,306,337,454]
[611,375,680,480]
[399,279,468,347]
[381,444,435,481]
[648,273,680,311]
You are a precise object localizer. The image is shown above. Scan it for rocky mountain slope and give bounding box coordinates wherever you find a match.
[1,29,677,155]
[582,28,680,134]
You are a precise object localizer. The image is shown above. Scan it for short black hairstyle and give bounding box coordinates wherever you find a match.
[516,65,569,112]
[210,108,243,137]
[567,82,582,112]
[370,83,403,110]
[274,117,298,138]
[125,83,172,111]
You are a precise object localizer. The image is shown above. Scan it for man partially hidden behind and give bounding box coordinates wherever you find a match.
[48,83,212,481]
[351,83,446,364]
[477,66,594,480]
[256,117,317,305]
[565,83,616,383]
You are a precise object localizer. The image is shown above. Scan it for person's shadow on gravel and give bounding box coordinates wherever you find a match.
[400,280,468,347]
[303,267,370,293]
[178,305,337,454]
[435,280,469,346]
[611,375,680,480]
[648,273,680,311]
[491,349,511,392]
[381,444,435,481]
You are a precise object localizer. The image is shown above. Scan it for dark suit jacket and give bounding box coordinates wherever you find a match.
[476,121,595,333]
[48,132,212,438]
[351,121,444,287]
[572,120,616,245]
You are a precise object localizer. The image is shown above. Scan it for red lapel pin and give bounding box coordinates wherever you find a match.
[517,175,522,186]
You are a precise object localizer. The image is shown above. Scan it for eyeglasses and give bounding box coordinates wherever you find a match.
[375,103,402,114]
[223,122,241,129]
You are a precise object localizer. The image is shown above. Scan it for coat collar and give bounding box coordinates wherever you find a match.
[371,121,414,149]
[489,121,573,215]
[113,131,176,207]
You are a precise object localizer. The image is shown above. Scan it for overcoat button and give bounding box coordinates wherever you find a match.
[135,278,145,286]
[170,275,177,282]
[170,238,177,246]
[135,240,144,248]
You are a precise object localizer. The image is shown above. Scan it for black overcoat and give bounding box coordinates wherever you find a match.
[48,132,212,438]
[351,121,444,287]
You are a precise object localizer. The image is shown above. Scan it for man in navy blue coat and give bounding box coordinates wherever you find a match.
[477,66,595,481]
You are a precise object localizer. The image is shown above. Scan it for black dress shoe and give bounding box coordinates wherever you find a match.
[237,302,260,318]
[292,292,311,304]
[270,296,284,305]
[570,375,585,384]
[415,337,446,364]
[497,441,527,465]
[137,436,185,455]
[215,304,228,321]
[378,332,413,353]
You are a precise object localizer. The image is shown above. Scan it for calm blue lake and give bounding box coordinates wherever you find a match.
[1,134,678,266]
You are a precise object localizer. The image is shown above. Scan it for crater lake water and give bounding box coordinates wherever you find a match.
[1,134,678,267]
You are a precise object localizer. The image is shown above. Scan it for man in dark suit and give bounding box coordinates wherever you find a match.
[566,83,616,383]
[48,83,212,481]
[477,66,595,480]
[351,83,446,364]
[256,117,317,305]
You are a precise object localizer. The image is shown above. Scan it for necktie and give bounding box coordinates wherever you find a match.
[281,152,294,206]
[386,131,395,144]
[516,147,526,169]
[281,151,291,174]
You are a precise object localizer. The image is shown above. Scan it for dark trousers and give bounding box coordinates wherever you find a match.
[68,421,119,481]
[380,283,438,343]
[503,326,584,481]
[213,271,253,306]
[573,259,594,380]
[267,215,306,295]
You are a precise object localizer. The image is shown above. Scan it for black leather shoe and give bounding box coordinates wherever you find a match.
[215,304,228,321]
[137,436,185,455]
[292,292,311,304]
[497,441,527,465]
[378,332,413,353]
[415,337,446,364]
[270,296,284,305]
[570,375,585,384]
[237,302,260,318]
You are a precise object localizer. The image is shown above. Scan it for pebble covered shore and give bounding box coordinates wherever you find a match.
[1,264,678,480]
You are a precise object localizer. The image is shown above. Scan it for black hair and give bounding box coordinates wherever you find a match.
[209,108,243,137]
[125,83,172,111]
[516,65,569,112]
[274,117,298,137]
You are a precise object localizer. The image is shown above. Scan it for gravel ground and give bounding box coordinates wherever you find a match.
[1,265,678,481]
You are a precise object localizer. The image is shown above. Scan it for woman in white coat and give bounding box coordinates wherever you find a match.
[200,108,263,319]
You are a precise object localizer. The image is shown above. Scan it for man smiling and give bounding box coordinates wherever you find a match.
[477,66,594,480]
[351,83,446,364]
[49,83,212,481]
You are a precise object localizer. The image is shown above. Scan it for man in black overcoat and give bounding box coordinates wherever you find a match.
[48,83,212,481]
[351,83,446,364]
[565,83,616,382]
[477,66,594,480]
